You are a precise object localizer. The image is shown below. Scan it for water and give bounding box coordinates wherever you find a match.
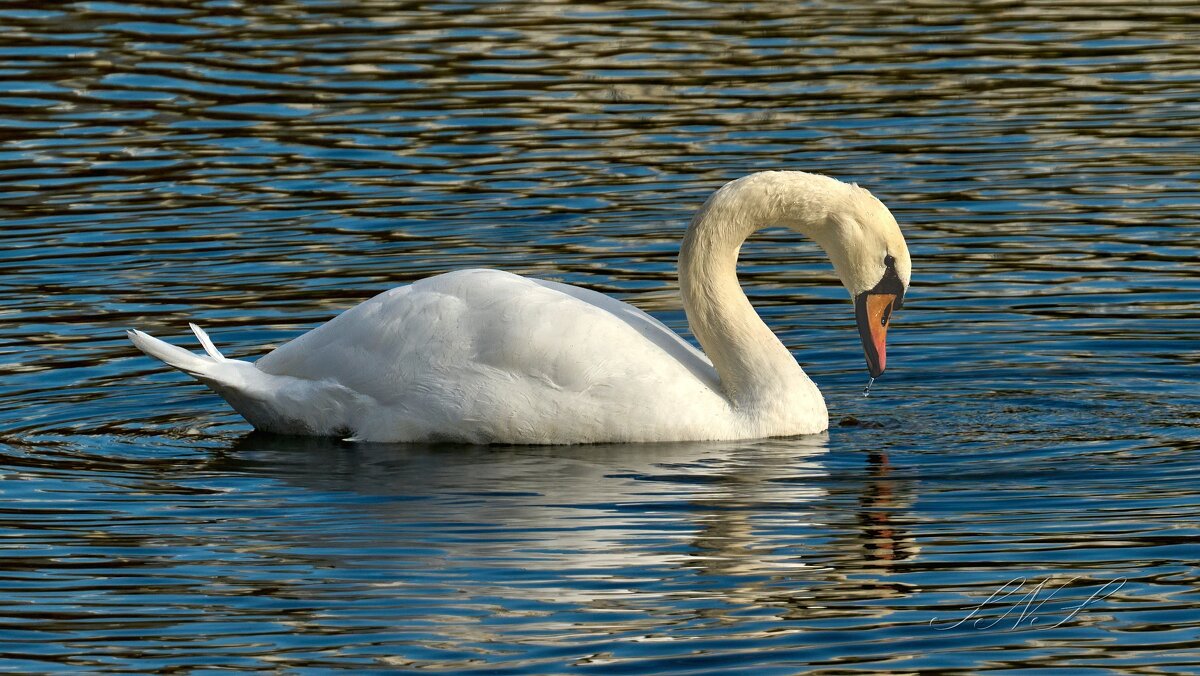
[3,1,1199,671]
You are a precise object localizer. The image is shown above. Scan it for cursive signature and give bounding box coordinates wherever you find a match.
[930,576,1126,631]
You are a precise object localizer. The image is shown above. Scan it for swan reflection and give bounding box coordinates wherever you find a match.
[214,433,918,620]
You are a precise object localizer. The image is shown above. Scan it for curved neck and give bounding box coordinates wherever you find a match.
[678,173,842,407]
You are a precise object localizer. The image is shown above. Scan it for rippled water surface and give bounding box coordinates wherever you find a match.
[3,1,1199,672]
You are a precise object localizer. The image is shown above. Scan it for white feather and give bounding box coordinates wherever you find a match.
[189,323,225,361]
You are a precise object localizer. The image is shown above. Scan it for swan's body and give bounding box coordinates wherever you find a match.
[129,171,911,444]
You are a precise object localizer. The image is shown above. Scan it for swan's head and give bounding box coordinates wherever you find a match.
[761,172,910,378]
[816,181,910,379]
[687,170,912,380]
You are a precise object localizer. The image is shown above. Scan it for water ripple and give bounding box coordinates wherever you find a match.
[1,0,1198,672]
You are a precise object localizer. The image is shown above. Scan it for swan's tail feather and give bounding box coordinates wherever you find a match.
[127,328,219,379]
[128,326,366,438]
[189,323,226,361]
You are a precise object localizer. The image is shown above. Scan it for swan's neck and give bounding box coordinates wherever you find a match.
[679,173,844,409]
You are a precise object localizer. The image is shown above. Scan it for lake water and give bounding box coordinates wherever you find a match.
[2,1,1199,672]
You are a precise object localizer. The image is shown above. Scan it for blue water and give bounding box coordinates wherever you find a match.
[2,1,1199,672]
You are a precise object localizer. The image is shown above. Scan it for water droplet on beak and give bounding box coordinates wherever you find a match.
[862,377,875,397]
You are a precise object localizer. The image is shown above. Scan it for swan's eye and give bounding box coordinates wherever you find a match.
[884,254,895,267]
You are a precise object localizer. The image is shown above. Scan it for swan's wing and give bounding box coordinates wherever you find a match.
[255,269,721,403]
[530,277,716,385]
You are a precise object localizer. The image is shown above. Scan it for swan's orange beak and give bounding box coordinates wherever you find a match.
[856,292,897,379]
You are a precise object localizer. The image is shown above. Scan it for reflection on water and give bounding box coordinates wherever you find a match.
[2,0,1199,672]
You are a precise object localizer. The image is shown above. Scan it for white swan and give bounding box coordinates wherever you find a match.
[129,171,911,444]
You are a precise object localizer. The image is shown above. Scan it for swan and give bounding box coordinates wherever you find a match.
[128,171,911,444]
